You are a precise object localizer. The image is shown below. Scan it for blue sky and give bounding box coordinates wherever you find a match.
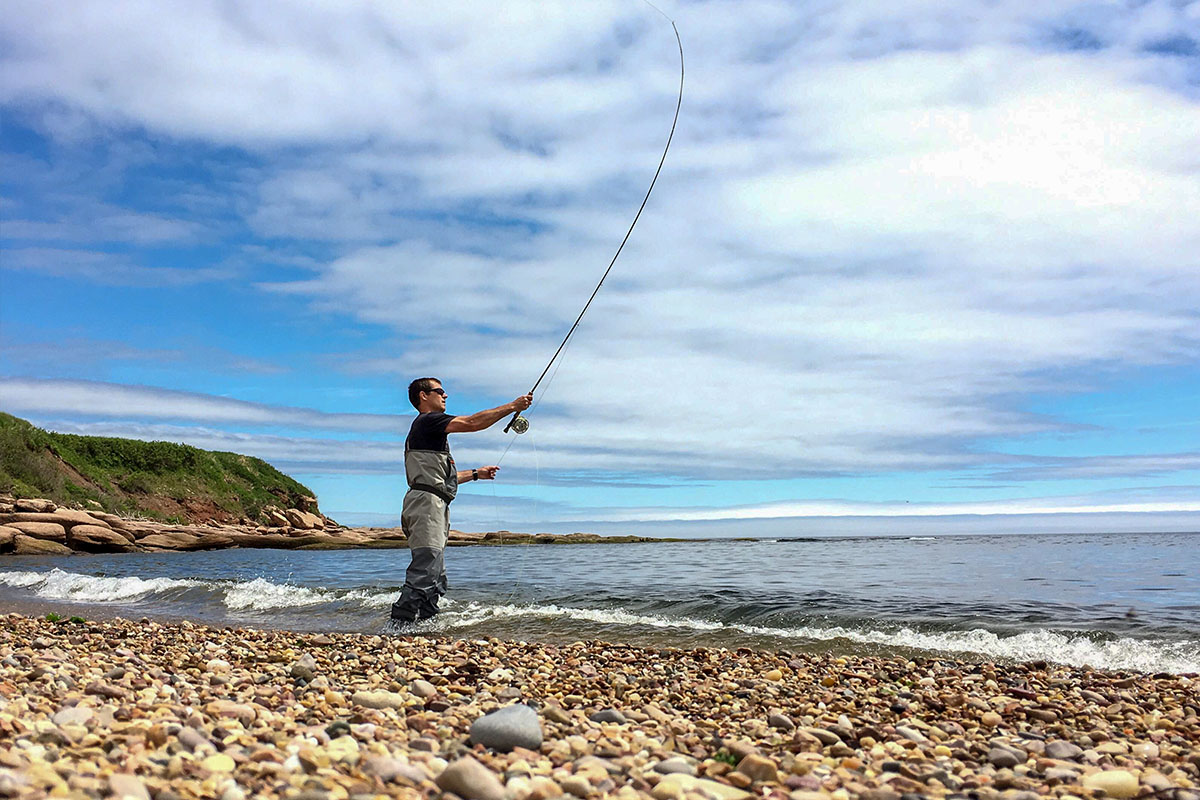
[2,0,1198,534]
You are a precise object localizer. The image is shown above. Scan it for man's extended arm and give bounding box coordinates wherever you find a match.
[445,394,533,434]
[457,465,500,483]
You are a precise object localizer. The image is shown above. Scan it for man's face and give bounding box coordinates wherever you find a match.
[422,382,447,412]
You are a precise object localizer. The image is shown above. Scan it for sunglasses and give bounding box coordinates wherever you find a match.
[425,388,447,396]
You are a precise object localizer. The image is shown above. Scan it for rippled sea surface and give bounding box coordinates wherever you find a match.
[2,532,1197,673]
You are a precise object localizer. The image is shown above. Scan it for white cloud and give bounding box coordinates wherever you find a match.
[0,337,288,376]
[634,495,1200,523]
[1,248,232,286]
[0,378,400,433]
[3,0,1199,511]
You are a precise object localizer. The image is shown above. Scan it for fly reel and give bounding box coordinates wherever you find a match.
[510,414,530,434]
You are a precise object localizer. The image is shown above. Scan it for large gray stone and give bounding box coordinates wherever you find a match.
[988,747,1022,768]
[290,653,318,680]
[469,703,543,752]
[654,758,698,776]
[1045,740,1084,760]
[589,708,627,724]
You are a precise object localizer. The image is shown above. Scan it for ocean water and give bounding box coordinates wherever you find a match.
[1,532,1197,674]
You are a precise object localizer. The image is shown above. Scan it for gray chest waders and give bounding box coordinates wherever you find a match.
[390,449,458,623]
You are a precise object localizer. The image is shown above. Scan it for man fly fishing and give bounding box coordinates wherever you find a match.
[390,14,681,629]
[389,378,533,627]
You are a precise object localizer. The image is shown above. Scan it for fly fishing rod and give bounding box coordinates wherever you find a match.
[504,16,684,435]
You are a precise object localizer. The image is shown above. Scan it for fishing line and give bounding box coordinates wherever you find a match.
[490,425,542,607]
[502,13,684,435]
[488,5,683,616]
[496,328,576,468]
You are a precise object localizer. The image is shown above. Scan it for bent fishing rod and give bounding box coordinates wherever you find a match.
[504,18,684,435]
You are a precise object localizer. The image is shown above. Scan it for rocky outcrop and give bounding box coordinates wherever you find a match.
[1,494,665,555]
[0,494,352,555]
[6,521,68,542]
[68,524,137,552]
[283,508,323,530]
[11,535,73,555]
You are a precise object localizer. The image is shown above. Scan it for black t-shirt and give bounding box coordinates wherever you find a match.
[406,412,455,452]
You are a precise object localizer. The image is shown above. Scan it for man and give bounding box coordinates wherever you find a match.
[390,377,533,626]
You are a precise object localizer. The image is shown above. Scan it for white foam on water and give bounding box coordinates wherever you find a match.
[222,578,334,610]
[733,621,1200,674]
[0,570,48,588]
[441,601,726,632]
[0,568,202,602]
[0,568,393,611]
[221,578,393,610]
[360,590,399,608]
[423,600,1199,673]
[5,568,1194,673]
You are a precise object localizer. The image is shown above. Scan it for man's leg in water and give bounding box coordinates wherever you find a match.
[392,547,445,621]
[391,492,448,623]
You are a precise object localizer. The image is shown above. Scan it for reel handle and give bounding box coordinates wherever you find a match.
[503,411,530,434]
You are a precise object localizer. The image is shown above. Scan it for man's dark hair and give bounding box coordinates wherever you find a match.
[408,377,441,409]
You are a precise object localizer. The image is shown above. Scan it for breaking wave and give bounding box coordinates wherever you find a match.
[410,600,1200,674]
[0,568,202,601]
[221,577,390,610]
[3,568,1196,674]
[0,568,392,611]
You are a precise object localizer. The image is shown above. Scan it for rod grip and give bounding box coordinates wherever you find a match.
[502,410,521,434]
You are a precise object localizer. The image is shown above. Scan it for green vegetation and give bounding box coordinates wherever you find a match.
[0,412,317,524]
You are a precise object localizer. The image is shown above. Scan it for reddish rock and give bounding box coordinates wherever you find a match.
[284,508,312,529]
[224,533,309,550]
[68,525,135,552]
[12,534,73,555]
[14,498,56,513]
[7,521,68,542]
[284,509,324,530]
[88,511,129,529]
[0,510,111,529]
[137,532,204,551]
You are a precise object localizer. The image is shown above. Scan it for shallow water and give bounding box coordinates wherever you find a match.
[1,531,1197,673]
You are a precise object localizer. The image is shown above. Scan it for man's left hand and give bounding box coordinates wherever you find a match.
[477,465,500,480]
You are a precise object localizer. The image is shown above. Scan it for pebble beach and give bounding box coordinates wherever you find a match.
[2,614,1197,800]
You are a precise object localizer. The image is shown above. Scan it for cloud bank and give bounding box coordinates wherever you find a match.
[2,0,1199,526]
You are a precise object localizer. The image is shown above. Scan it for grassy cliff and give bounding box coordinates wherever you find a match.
[0,412,317,524]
